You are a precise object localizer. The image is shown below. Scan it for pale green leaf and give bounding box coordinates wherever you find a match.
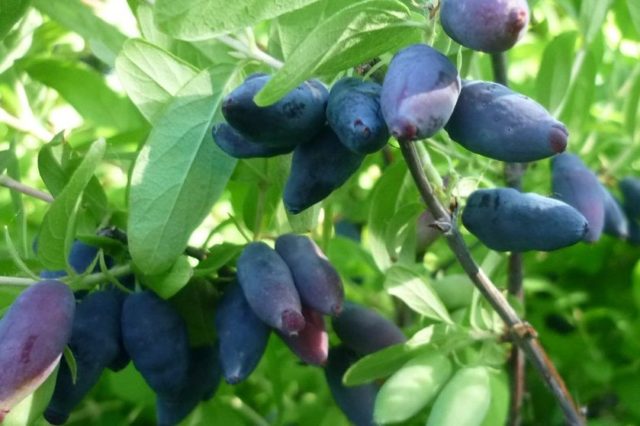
[579,0,613,44]
[535,32,577,112]
[115,39,199,124]
[38,139,106,269]
[368,161,407,271]
[480,370,509,426]
[375,353,452,424]
[128,66,239,274]
[385,265,452,323]
[343,343,419,386]
[32,0,127,65]
[426,367,492,426]
[154,0,322,41]
[144,255,193,299]
[2,363,58,426]
[255,0,420,106]
[24,59,144,132]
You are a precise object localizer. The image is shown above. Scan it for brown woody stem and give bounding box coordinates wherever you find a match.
[398,139,584,426]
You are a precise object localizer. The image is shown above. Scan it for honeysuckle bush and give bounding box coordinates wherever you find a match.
[0,0,639,425]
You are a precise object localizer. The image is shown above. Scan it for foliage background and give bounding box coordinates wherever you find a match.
[0,0,639,425]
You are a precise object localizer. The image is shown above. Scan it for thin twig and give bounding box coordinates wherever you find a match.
[0,177,208,262]
[217,35,284,70]
[398,139,584,426]
[0,263,132,289]
[0,107,54,141]
[0,175,54,203]
[491,51,526,426]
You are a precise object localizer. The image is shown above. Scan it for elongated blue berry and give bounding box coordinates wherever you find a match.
[381,44,461,142]
[44,290,122,425]
[121,291,190,396]
[325,346,377,426]
[551,153,605,242]
[462,188,589,252]
[212,123,296,159]
[332,302,405,356]
[275,234,344,316]
[284,126,365,214]
[620,177,640,219]
[440,0,530,53]
[156,344,221,426]
[0,281,75,421]
[221,74,328,147]
[445,81,568,162]
[237,242,305,335]
[215,285,270,384]
[327,77,389,154]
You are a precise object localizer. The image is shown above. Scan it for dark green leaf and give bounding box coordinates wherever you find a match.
[0,0,31,39]
[38,139,106,269]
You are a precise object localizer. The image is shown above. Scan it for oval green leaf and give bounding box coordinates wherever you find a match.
[128,65,239,275]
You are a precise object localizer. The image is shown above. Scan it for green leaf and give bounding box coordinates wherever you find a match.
[274,0,354,59]
[0,0,31,39]
[128,66,239,275]
[426,366,492,426]
[255,0,420,106]
[0,150,10,174]
[480,370,509,426]
[628,1,640,36]
[23,59,144,132]
[63,347,78,385]
[535,32,577,112]
[115,39,199,124]
[195,243,243,275]
[38,139,106,269]
[374,352,452,424]
[37,138,67,197]
[154,0,322,41]
[368,161,407,271]
[143,255,193,299]
[343,343,419,386]
[2,363,58,426]
[624,69,640,139]
[579,0,613,44]
[32,0,127,65]
[432,274,475,311]
[384,264,452,323]
[171,278,218,346]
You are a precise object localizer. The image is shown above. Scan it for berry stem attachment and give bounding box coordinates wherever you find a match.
[398,139,584,426]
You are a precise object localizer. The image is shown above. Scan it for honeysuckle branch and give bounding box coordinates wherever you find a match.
[0,174,54,203]
[217,34,284,70]
[491,51,526,426]
[0,180,209,262]
[398,139,584,426]
[0,263,133,289]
